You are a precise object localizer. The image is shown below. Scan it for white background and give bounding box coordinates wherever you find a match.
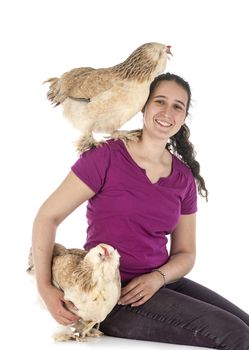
[1,0,248,349]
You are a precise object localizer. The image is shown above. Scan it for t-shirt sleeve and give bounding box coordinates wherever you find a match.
[181,174,198,215]
[71,143,111,193]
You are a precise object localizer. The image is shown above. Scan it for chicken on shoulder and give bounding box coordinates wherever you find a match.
[27,243,121,341]
[44,42,172,152]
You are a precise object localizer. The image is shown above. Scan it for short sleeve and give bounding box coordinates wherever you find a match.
[181,175,198,215]
[71,143,111,193]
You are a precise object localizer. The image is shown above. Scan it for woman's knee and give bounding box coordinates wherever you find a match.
[206,309,249,349]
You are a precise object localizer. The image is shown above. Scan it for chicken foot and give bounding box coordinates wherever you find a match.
[76,133,106,154]
[53,319,102,342]
[76,320,103,341]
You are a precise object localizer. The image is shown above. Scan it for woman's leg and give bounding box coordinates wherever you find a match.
[100,279,249,349]
[167,278,249,326]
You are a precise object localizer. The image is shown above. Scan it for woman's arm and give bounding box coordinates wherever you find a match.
[161,212,196,283]
[32,171,95,324]
[119,213,196,307]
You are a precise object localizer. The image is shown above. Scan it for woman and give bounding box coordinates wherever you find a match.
[32,73,249,348]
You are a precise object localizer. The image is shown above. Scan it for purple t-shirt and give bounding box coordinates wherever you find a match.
[71,139,197,281]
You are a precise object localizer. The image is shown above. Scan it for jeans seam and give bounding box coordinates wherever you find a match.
[123,305,230,349]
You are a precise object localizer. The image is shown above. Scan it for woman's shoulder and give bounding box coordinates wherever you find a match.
[172,154,194,179]
[78,139,117,157]
[85,138,121,152]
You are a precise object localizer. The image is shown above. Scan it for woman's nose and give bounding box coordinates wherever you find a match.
[161,105,171,117]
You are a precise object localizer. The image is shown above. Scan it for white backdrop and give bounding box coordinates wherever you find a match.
[1,0,248,348]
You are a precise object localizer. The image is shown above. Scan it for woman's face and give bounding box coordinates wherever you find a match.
[143,80,188,140]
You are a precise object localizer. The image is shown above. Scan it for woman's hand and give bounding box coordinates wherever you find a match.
[118,271,163,307]
[39,284,80,325]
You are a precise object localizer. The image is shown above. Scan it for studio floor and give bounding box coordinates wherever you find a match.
[25,334,210,350]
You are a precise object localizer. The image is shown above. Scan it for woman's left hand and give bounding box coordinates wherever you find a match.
[118,271,163,307]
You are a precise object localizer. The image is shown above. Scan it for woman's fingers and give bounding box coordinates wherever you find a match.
[55,303,79,325]
[119,287,144,305]
[131,295,148,307]
[64,299,79,311]
[118,272,163,307]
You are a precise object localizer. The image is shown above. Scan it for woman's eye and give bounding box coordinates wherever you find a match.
[155,100,164,105]
[174,104,183,110]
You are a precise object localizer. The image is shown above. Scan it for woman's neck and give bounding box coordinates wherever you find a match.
[128,132,170,164]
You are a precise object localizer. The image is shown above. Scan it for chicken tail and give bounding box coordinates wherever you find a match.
[52,243,68,257]
[26,247,35,275]
[43,77,63,106]
[43,77,58,84]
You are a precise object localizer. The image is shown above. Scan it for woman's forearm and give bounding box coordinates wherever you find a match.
[32,211,58,293]
[154,252,196,286]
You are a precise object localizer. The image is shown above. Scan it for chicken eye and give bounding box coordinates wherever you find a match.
[98,252,103,257]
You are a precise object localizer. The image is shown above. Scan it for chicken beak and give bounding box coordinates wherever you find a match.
[166,45,173,58]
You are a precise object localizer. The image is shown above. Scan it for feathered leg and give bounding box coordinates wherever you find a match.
[86,322,103,337]
[76,133,106,154]
[53,324,77,342]
[79,320,102,340]
[53,320,102,342]
[76,129,143,154]
[108,129,142,143]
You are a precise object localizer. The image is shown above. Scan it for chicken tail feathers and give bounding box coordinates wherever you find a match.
[43,77,65,106]
[43,77,58,84]
[26,265,34,275]
[52,243,68,257]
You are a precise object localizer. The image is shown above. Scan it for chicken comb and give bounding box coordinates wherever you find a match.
[100,245,109,257]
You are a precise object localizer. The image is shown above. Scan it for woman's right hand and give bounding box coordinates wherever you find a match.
[32,171,95,325]
[39,284,80,325]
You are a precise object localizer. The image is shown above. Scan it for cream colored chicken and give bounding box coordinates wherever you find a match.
[27,243,121,341]
[44,42,171,152]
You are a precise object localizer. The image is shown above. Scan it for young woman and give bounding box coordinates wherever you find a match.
[32,73,249,349]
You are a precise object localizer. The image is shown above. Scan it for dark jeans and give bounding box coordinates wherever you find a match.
[100,278,249,349]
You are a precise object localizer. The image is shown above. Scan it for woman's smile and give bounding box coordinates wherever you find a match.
[154,115,174,128]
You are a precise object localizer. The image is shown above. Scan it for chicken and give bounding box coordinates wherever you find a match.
[27,243,121,341]
[44,42,172,152]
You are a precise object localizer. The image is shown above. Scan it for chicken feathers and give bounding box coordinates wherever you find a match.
[27,243,121,341]
[44,42,172,152]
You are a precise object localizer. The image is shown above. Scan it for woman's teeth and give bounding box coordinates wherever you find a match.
[155,119,172,127]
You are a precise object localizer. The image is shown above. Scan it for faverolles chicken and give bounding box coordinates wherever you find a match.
[27,243,121,341]
[44,42,172,152]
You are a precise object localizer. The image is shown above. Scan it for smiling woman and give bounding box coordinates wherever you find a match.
[31,73,249,349]
[143,80,187,139]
